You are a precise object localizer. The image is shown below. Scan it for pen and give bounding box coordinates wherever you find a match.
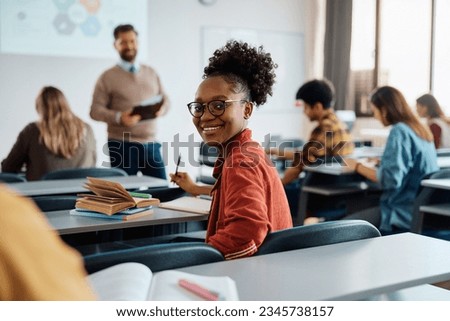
[175,153,181,176]
[178,279,220,301]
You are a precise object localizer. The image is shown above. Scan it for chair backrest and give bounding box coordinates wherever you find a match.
[32,195,78,212]
[83,242,224,274]
[255,220,381,256]
[41,167,128,180]
[411,169,450,233]
[0,173,27,183]
[199,142,219,167]
[133,186,187,202]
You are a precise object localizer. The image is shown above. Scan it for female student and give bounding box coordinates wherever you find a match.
[170,41,292,259]
[416,93,450,148]
[343,86,439,233]
[1,86,96,180]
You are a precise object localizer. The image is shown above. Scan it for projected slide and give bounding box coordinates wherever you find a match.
[0,0,148,58]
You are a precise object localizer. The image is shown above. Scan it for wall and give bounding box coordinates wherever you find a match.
[0,0,313,178]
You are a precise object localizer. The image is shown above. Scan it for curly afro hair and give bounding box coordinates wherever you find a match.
[203,40,277,107]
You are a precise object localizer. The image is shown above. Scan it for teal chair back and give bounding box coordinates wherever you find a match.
[0,173,27,183]
[84,242,224,274]
[41,167,128,180]
[256,220,381,256]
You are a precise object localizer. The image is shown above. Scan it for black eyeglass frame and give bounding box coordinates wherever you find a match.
[187,99,248,118]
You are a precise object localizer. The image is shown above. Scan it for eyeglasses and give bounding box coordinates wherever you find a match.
[187,100,247,118]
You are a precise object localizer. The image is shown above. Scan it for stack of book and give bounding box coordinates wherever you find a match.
[70,177,160,221]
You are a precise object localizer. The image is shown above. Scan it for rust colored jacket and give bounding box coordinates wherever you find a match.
[206,129,292,259]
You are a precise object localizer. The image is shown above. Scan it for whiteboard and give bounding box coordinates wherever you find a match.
[201,27,305,113]
[0,0,148,59]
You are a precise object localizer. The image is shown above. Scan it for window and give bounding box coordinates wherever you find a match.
[350,0,376,116]
[378,0,431,105]
[349,0,446,115]
[433,0,450,115]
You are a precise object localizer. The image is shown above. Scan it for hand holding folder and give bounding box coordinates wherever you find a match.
[130,95,164,120]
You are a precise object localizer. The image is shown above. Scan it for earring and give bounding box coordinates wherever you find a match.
[244,115,249,120]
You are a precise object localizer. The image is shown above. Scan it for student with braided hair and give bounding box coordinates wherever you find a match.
[170,41,292,259]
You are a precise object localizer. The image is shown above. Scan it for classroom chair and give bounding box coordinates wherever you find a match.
[410,169,450,238]
[255,220,381,256]
[83,242,224,274]
[197,142,219,185]
[0,172,27,183]
[40,167,128,180]
[31,195,78,212]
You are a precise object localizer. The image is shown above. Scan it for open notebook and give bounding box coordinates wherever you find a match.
[158,196,212,215]
[87,262,238,301]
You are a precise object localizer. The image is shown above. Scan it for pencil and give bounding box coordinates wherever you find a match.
[178,279,220,301]
[175,153,181,176]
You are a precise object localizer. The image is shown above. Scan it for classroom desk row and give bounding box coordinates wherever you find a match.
[6,175,168,196]
[46,207,209,236]
[419,178,450,221]
[294,152,450,225]
[177,232,450,300]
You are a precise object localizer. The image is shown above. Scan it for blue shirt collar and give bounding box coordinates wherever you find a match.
[117,59,140,73]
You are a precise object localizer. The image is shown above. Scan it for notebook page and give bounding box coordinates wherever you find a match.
[147,270,238,301]
[87,262,153,301]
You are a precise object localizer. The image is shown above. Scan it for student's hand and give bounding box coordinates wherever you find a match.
[120,111,141,127]
[154,100,165,118]
[343,158,359,170]
[281,167,301,185]
[169,172,198,195]
[265,147,278,156]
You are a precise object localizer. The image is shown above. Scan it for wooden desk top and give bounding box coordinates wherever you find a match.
[177,233,450,300]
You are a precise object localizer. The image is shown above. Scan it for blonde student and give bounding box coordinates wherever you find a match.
[171,41,292,259]
[1,86,96,180]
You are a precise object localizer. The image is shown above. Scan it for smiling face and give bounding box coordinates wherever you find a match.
[114,30,138,62]
[192,76,252,147]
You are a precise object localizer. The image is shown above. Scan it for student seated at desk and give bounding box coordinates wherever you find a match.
[267,79,354,186]
[0,185,95,300]
[416,93,450,149]
[1,86,96,180]
[308,86,439,234]
[170,41,292,260]
[265,79,354,219]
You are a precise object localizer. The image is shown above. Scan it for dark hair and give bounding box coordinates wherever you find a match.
[113,24,138,40]
[370,86,433,142]
[203,40,277,107]
[296,79,335,109]
[416,93,445,118]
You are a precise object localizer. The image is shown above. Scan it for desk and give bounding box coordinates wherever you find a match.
[6,175,168,196]
[417,179,450,232]
[437,157,450,169]
[421,178,450,190]
[303,162,354,176]
[45,207,209,235]
[177,233,450,300]
[296,166,381,225]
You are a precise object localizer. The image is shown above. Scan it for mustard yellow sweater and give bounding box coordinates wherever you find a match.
[0,186,96,300]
